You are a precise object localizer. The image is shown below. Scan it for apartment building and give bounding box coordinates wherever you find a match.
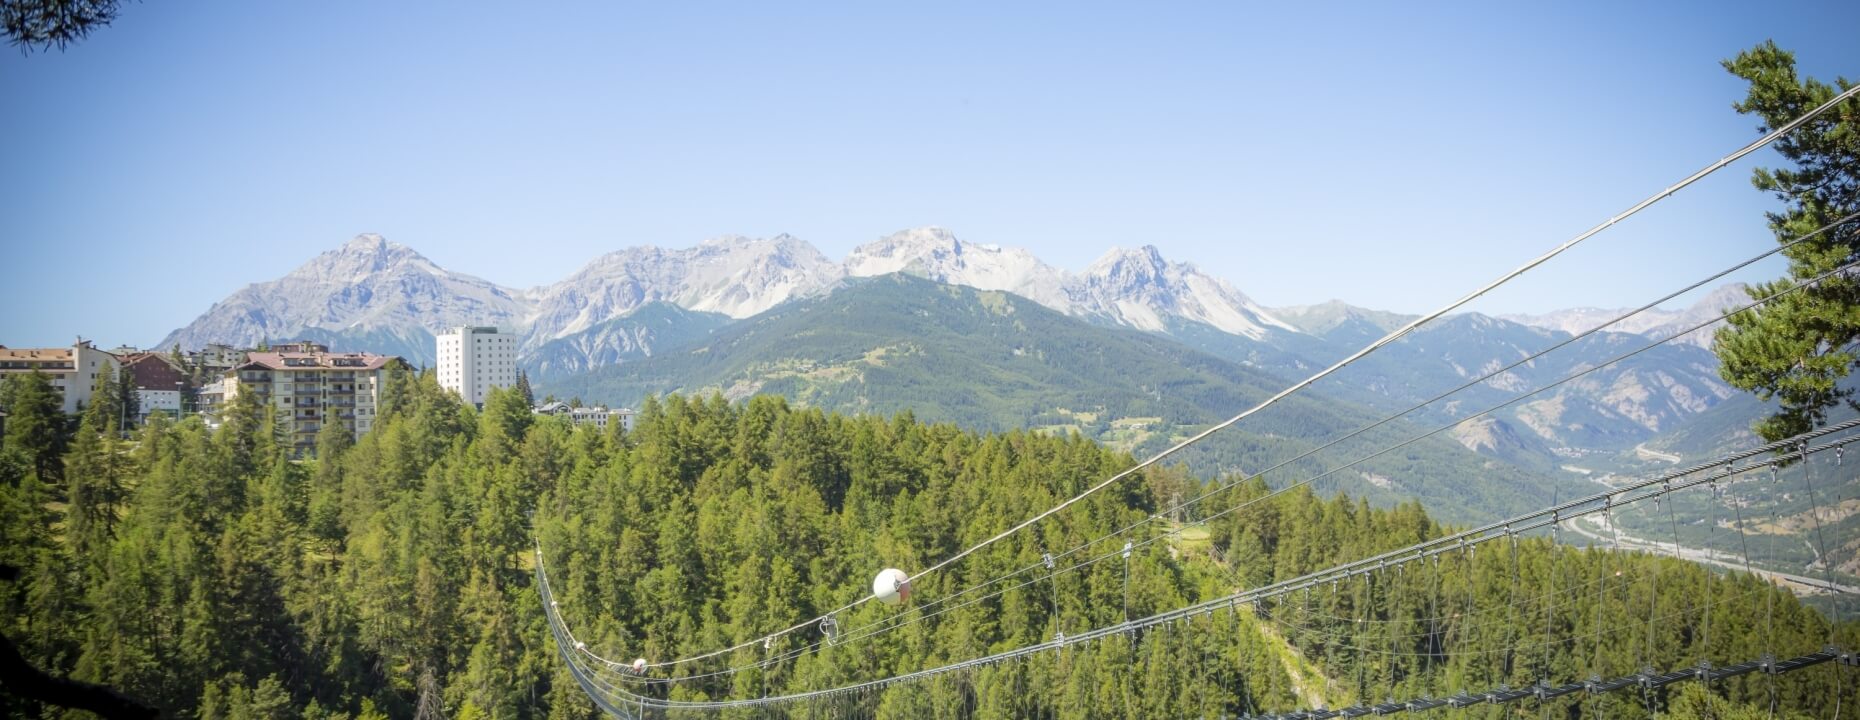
[225,350,397,452]
[196,379,227,416]
[119,352,189,420]
[195,343,248,372]
[0,340,121,414]
[437,326,517,409]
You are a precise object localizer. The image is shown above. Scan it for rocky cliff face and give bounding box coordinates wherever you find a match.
[1069,245,1298,340]
[523,234,842,351]
[525,303,732,378]
[842,227,1071,310]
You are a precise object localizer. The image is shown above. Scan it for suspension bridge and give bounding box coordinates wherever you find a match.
[534,84,1860,718]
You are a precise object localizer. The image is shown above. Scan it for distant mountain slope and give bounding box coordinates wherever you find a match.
[1640,375,1860,460]
[1192,300,1740,463]
[527,303,732,379]
[158,235,534,365]
[1499,283,1749,350]
[1337,314,1735,444]
[1272,300,1417,346]
[542,274,1569,523]
[523,234,842,351]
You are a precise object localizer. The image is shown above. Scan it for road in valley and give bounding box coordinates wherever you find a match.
[1562,510,1860,596]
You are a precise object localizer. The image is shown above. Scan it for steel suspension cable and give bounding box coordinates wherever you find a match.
[786,210,1860,653]
[563,246,1860,690]
[545,427,1860,711]
[900,80,1860,590]
[600,83,1860,675]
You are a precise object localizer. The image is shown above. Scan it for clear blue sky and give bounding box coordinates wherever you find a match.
[2,1,1856,348]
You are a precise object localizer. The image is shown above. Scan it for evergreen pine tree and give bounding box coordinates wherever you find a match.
[513,370,534,409]
[81,360,124,439]
[117,361,140,427]
[1714,42,1860,440]
[0,370,67,479]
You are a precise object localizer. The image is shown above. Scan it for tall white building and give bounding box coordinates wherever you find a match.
[0,340,121,414]
[437,326,518,408]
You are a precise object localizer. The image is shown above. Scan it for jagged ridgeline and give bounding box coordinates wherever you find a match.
[4,368,1850,719]
[158,232,1754,476]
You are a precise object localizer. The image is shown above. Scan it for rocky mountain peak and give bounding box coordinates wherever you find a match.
[526,233,843,348]
[1082,246,1180,298]
[1686,283,1750,314]
[1071,245,1294,340]
[844,227,1068,308]
[688,232,826,258]
[289,233,430,281]
[695,233,774,251]
[157,234,531,363]
[1087,245,1167,275]
[885,226,962,249]
[343,232,391,253]
[845,227,969,272]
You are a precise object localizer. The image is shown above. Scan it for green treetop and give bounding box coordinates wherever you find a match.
[1714,41,1860,441]
[0,370,66,479]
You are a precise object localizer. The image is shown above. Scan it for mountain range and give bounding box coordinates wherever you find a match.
[148,229,1852,585]
[1497,282,1752,350]
[157,234,531,363]
[159,228,1303,368]
[157,230,1765,480]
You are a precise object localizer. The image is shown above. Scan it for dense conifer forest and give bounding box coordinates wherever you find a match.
[1,366,1853,719]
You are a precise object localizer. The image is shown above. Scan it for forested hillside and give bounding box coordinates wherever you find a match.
[540,274,1566,525]
[0,368,1852,719]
